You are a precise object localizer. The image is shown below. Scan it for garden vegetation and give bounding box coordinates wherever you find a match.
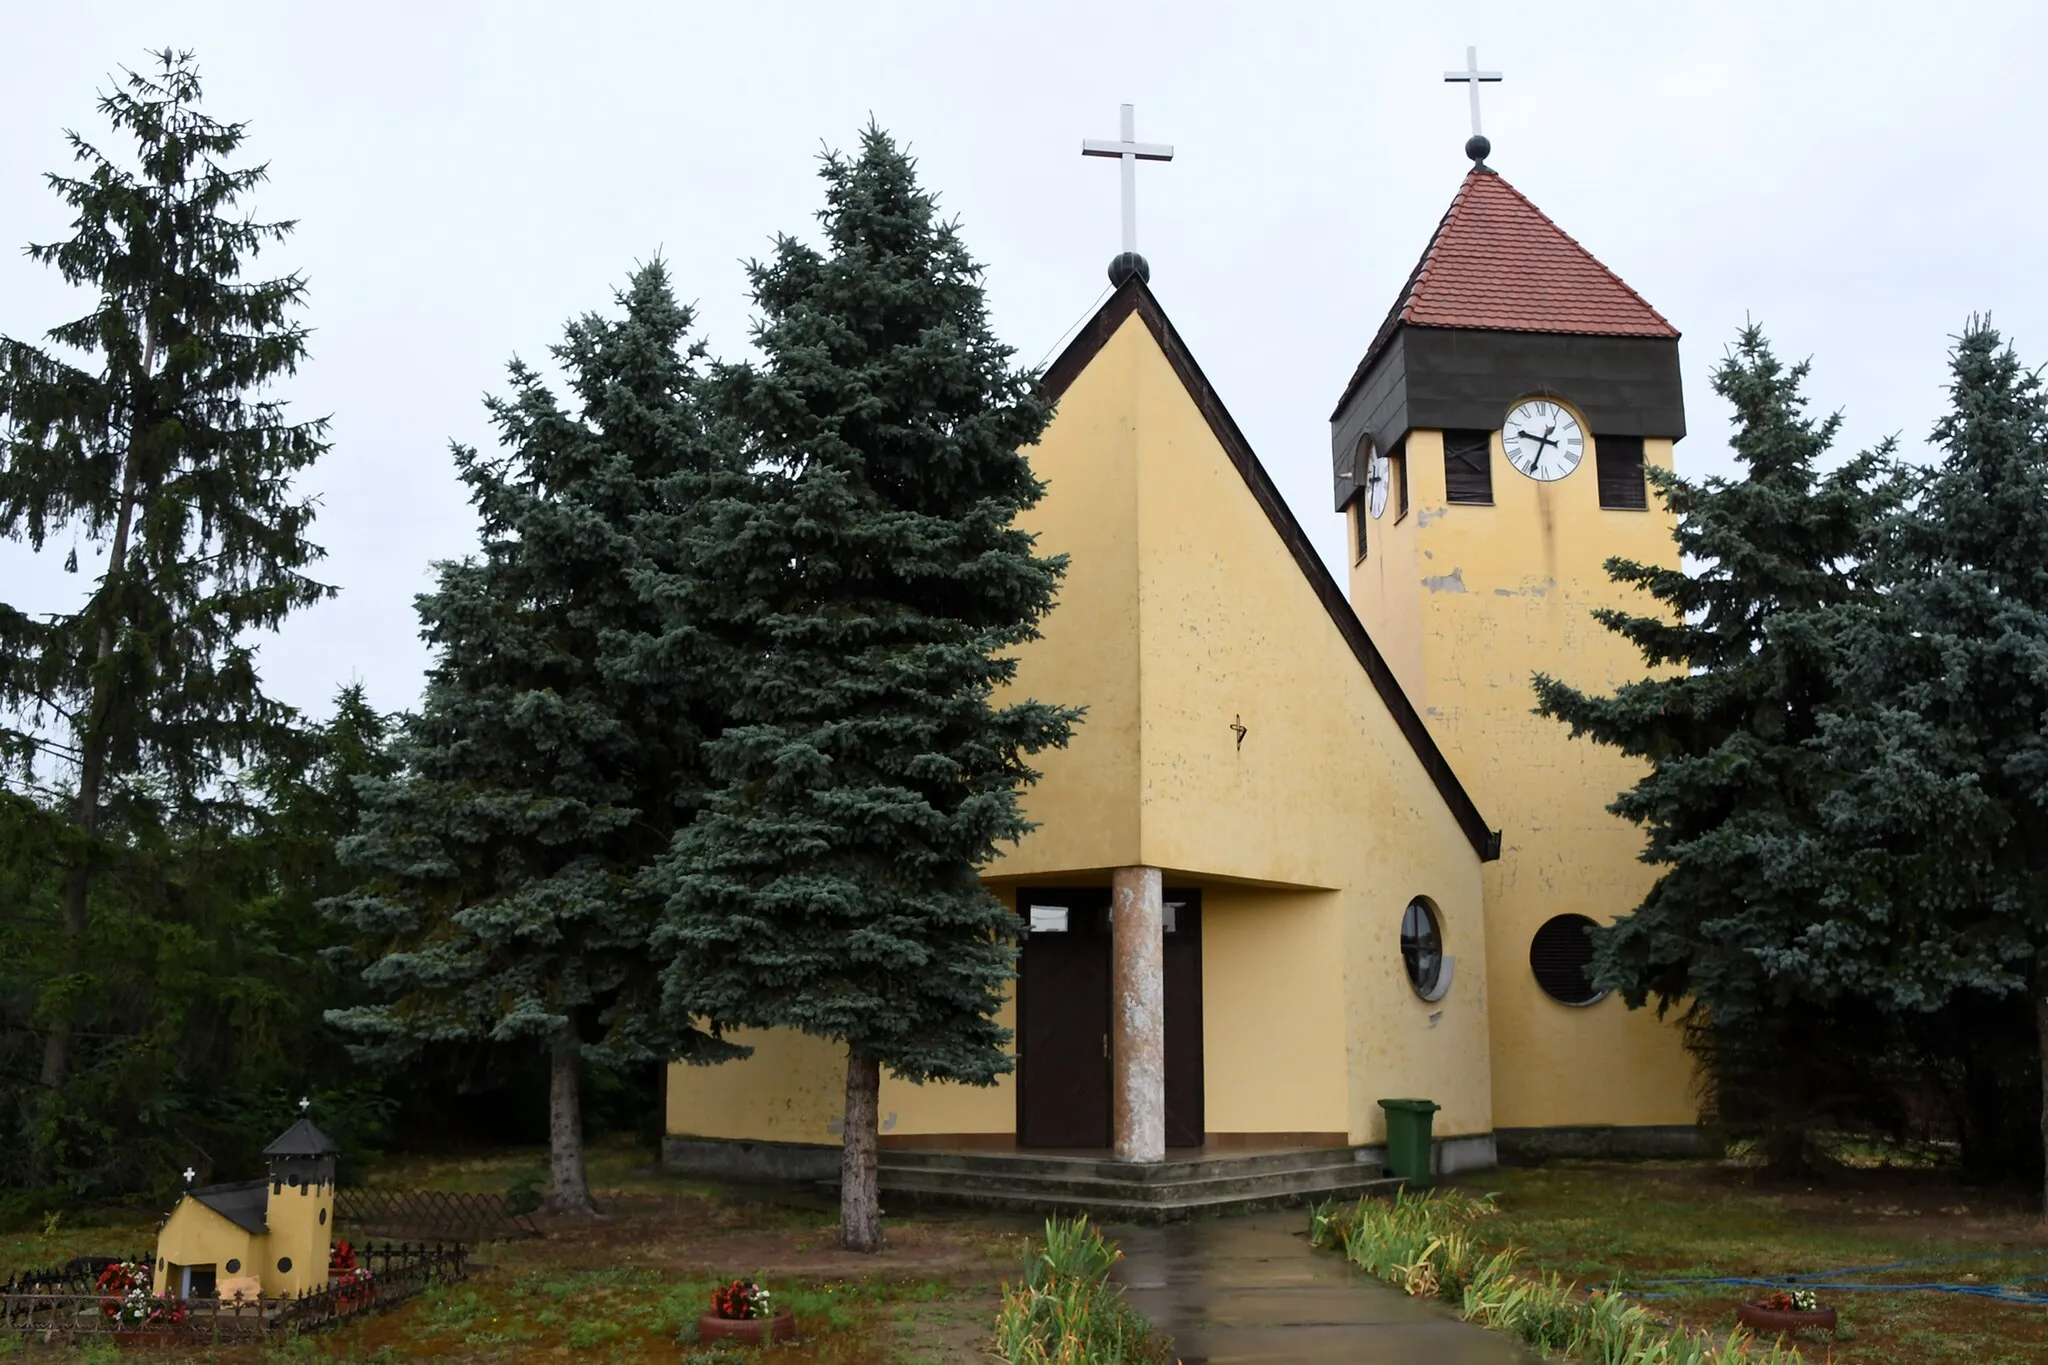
[1311,1191,1803,1364]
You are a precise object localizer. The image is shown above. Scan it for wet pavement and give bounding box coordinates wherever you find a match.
[1108,1210,1538,1364]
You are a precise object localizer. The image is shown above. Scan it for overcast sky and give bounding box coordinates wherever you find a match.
[3,1,2043,722]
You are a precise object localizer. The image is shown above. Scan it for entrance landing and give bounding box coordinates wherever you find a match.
[1111,1210,1537,1363]
[877,1147,1400,1223]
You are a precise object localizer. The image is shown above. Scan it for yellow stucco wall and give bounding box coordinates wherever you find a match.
[667,1026,846,1145]
[1351,422,1694,1130]
[263,1179,333,1297]
[666,303,1496,1147]
[156,1200,255,1288]
[1198,886,1346,1136]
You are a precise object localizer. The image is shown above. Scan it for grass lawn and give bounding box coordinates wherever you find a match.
[1,1137,1034,1363]
[1450,1160,2048,1364]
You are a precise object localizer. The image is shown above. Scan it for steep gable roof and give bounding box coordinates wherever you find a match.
[1336,169,1678,417]
[188,1178,269,1235]
[1043,279,1499,861]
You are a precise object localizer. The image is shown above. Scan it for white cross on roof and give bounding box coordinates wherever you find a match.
[1082,104,1174,256]
[1444,46,1504,138]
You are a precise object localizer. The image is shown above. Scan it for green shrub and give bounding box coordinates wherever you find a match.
[993,1216,1173,1365]
[1311,1193,1801,1364]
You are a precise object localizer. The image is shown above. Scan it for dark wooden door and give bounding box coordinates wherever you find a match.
[1018,887,1205,1150]
[1017,890,1111,1148]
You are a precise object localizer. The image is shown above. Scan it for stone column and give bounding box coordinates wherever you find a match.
[1111,865,1165,1162]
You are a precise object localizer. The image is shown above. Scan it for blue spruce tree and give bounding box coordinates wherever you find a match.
[1819,320,2048,1209]
[1535,328,1900,1168]
[329,264,735,1215]
[654,128,1078,1250]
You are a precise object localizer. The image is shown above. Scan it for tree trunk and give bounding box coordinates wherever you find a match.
[545,1036,596,1217]
[37,329,153,1106]
[2036,962,2048,1221]
[840,1045,883,1252]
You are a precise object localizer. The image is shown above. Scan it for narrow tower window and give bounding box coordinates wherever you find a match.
[1443,429,1494,504]
[1390,439,1409,521]
[1596,436,1648,510]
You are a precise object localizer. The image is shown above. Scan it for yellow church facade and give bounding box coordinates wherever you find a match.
[664,151,1699,1183]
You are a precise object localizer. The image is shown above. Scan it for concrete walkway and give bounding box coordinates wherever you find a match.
[1109,1210,1538,1364]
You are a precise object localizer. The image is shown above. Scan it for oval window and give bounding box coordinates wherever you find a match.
[276,1256,293,1274]
[319,1208,328,1225]
[1400,898,1448,1000]
[225,1258,240,1274]
[1530,914,1605,1005]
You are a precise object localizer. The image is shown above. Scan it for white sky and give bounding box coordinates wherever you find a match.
[2,1,2043,722]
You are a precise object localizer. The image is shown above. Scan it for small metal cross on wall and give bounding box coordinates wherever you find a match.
[1444,46,1504,138]
[1082,104,1174,256]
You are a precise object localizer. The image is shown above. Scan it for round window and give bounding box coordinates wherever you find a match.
[1400,898,1447,1000]
[1530,914,1605,1005]
[225,1258,241,1274]
[319,1208,328,1225]
[276,1257,293,1274]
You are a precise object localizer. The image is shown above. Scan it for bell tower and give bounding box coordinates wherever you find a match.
[1331,128,1698,1149]
[261,1114,338,1295]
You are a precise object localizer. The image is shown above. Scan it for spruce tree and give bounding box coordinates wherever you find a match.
[1816,320,2048,1211]
[1533,327,1899,1168]
[327,264,734,1215]
[0,52,330,1166]
[653,127,1078,1251]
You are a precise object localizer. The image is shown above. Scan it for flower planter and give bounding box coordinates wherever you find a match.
[695,1310,795,1345]
[1736,1300,1837,1335]
[113,1331,183,1350]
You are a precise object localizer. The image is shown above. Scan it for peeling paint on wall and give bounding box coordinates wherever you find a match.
[1422,568,1468,593]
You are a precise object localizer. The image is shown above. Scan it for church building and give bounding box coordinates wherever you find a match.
[664,119,1699,1204]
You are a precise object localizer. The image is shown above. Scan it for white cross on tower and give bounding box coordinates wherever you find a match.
[298,1096,310,1113]
[1444,46,1504,139]
[182,1167,195,1185]
[1082,104,1174,257]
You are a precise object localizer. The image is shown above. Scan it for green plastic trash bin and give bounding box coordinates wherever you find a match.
[1378,1097,1441,1186]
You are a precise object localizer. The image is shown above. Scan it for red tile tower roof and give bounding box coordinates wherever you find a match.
[1337,169,1676,412]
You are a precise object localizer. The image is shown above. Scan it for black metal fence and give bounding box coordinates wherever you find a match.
[0,1241,466,1342]
[336,1186,540,1241]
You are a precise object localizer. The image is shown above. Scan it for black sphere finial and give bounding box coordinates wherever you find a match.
[1108,252,1151,287]
[1465,134,1492,170]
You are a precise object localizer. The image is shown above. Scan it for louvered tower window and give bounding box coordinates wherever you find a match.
[1443,429,1494,505]
[1597,436,1648,510]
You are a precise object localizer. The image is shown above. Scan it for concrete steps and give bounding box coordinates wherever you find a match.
[868,1147,1403,1223]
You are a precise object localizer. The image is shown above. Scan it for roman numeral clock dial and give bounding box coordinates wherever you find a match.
[1504,399,1584,482]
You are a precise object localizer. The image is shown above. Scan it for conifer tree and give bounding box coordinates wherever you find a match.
[1817,321,2048,1211]
[654,128,1078,1251]
[328,264,734,1216]
[0,52,329,1162]
[1534,328,1899,1167]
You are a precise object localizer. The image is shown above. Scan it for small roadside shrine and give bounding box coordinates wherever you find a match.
[154,1114,340,1300]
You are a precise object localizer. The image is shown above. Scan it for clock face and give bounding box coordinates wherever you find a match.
[1364,443,1391,518]
[1503,400,1585,482]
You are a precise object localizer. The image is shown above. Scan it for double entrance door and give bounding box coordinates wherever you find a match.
[1015,886,1204,1149]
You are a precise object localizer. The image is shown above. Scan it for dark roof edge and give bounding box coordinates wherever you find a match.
[1040,279,1501,863]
